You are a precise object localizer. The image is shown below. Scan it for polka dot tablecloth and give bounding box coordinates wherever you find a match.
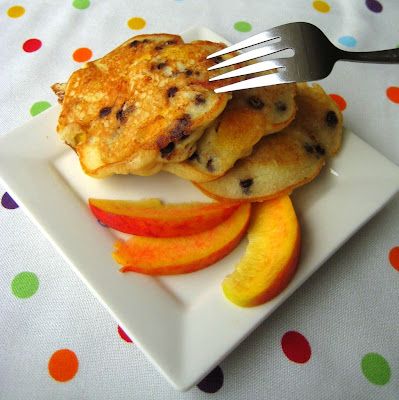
[1,1,398,399]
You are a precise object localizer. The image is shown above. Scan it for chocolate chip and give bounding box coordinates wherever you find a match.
[116,109,123,120]
[160,142,175,157]
[240,178,253,189]
[185,69,193,76]
[129,40,140,48]
[195,95,206,105]
[129,39,149,48]
[275,101,287,112]
[99,107,112,118]
[170,116,191,140]
[180,116,190,126]
[326,111,338,128]
[116,106,135,124]
[248,96,264,110]
[167,86,178,98]
[303,143,314,154]
[239,178,253,195]
[214,56,223,64]
[155,46,163,50]
[206,158,214,172]
[157,62,167,69]
[188,151,199,162]
[166,40,177,45]
[315,145,325,155]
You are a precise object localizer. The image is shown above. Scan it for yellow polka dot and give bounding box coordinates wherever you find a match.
[7,5,25,18]
[313,1,330,12]
[127,17,146,30]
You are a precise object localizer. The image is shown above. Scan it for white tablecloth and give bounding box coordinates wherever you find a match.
[1,1,398,398]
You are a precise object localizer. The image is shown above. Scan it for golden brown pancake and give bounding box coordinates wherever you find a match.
[53,34,242,178]
[163,81,297,182]
[194,83,343,201]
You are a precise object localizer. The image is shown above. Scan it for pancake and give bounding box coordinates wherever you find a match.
[292,82,342,157]
[163,80,297,183]
[194,83,343,201]
[53,34,242,178]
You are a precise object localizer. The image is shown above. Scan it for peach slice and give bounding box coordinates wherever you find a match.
[112,202,251,275]
[89,198,241,237]
[222,196,301,307]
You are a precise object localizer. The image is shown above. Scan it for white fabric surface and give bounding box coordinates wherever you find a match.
[0,1,398,398]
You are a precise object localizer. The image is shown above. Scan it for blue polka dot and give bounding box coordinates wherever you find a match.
[338,36,357,47]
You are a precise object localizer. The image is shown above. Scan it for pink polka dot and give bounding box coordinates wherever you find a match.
[281,331,311,363]
[23,39,42,53]
[118,325,133,342]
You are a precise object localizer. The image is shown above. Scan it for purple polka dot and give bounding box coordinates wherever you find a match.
[97,219,109,228]
[1,192,19,209]
[365,0,383,13]
[197,366,224,393]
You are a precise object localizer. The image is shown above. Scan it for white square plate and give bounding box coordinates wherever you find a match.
[1,25,399,392]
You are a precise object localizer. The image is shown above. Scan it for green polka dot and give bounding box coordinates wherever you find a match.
[30,101,51,116]
[11,272,39,299]
[72,0,90,10]
[361,353,391,385]
[234,21,252,33]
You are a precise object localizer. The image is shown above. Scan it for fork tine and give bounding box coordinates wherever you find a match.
[208,41,290,71]
[207,31,280,59]
[213,71,290,93]
[209,59,284,82]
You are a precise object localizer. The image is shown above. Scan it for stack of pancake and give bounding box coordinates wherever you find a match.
[53,34,343,202]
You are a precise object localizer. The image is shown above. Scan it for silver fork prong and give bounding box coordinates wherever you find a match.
[206,31,280,59]
[208,41,290,71]
[209,59,284,82]
[214,71,291,93]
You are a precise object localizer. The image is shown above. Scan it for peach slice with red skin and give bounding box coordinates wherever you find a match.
[89,198,241,237]
[112,202,251,275]
[222,195,301,307]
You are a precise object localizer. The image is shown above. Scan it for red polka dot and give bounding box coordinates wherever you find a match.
[386,87,399,104]
[389,247,399,271]
[118,325,133,342]
[329,94,347,111]
[23,39,42,53]
[281,331,311,363]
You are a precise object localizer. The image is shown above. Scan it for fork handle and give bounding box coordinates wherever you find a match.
[339,48,399,63]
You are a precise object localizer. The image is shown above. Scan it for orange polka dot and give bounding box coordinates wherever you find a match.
[386,86,399,104]
[329,94,347,111]
[389,247,399,271]
[313,1,330,12]
[48,349,79,382]
[73,47,92,62]
[127,17,146,30]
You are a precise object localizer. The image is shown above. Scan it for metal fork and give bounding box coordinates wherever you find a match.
[207,22,399,93]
